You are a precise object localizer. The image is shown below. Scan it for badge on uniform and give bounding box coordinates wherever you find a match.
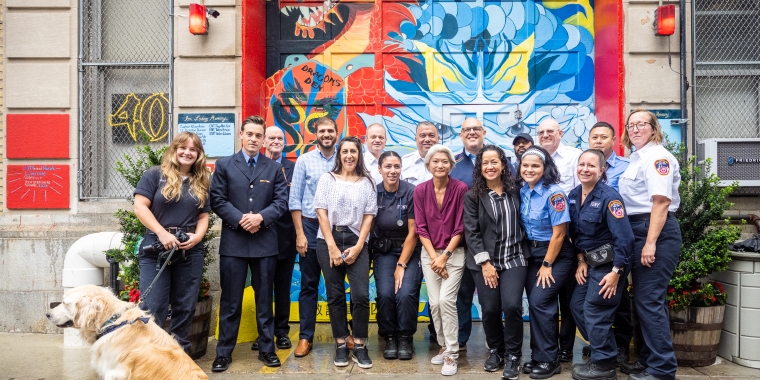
[654,159,670,176]
[550,193,567,212]
[260,179,270,183]
[608,200,625,219]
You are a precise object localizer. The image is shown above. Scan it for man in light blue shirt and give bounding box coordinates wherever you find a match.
[589,121,630,192]
[289,116,338,357]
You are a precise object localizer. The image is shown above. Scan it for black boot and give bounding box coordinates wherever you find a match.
[620,360,646,375]
[616,346,629,366]
[571,361,616,380]
[530,360,561,379]
[383,335,398,360]
[397,335,414,360]
[523,359,538,374]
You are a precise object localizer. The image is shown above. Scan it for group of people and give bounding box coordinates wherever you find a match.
[132,110,682,380]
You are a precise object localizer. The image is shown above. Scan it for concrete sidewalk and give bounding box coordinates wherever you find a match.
[1,323,757,379]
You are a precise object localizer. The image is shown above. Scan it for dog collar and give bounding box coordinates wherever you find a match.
[95,315,150,340]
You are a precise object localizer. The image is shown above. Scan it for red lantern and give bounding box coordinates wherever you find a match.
[189,3,208,35]
[654,4,676,36]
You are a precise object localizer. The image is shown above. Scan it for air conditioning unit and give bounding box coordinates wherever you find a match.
[697,138,760,187]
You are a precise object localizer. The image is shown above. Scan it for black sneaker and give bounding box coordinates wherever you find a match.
[558,349,573,362]
[530,360,561,379]
[334,343,350,367]
[276,334,292,349]
[571,360,616,380]
[397,335,414,360]
[383,336,398,359]
[353,343,373,369]
[502,355,521,380]
[484,349,504,372]
[523,359,538,374]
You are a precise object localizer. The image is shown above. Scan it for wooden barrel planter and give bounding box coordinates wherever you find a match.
[669,304,725,367]
[162,296,213,359]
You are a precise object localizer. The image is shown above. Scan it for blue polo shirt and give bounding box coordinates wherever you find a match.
[605,151,630,191]
[519,179,571,241]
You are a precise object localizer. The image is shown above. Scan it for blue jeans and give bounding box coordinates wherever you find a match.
[298,218,322,341]
[374,245,423,337]
[138,244,204,353]
[570,262,629,365]
[631,215,681,380]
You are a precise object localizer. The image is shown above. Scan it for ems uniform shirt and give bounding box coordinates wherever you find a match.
[551,144,582,194]
[604,151,630,192]
[618,142,681,215]
[519,179,571,243]
[363,145,383,186]
[400,151,432,185]
[134,166,211,228]
[374,180,416,241]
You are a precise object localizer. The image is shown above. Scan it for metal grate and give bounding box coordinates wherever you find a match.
[693,0,760,140]
[79,0,172,199]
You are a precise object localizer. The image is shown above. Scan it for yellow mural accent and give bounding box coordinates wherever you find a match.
[543,0,595,37]
[109,92,170,142]
[493,35,534,95]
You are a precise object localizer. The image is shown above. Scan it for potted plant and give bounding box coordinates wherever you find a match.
[105,140,217,359]
[666,143,741,367]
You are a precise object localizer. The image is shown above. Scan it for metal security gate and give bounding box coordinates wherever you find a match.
[79,0,173,199]
[693,0,760,140]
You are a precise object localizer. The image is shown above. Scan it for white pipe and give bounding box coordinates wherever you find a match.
[62,232,123,346]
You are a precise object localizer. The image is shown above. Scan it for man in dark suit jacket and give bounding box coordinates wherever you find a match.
[250,126,296,352]
[210,115,289,371]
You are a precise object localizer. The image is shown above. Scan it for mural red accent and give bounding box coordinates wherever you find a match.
[6,114,69,159]
[241,0,266,118]
[594,0,626,155]
[6,164,70,209]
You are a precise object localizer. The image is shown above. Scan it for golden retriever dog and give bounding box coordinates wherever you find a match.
[46,284,208,380]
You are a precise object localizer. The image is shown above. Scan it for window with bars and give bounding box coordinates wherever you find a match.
[79,0,172,199]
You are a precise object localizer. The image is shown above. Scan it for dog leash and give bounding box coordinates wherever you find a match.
[136,246,177,306]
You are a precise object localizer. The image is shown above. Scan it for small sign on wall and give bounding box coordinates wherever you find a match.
[6,165,70,209]
[178,113,235,157]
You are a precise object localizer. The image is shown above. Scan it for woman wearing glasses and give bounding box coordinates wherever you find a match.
[618,109,682,380]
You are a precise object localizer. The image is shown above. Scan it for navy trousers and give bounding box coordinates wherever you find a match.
[456,268,475,344]
[473,265,528,357]
[557,266,578,352]
[525,241,575,363]
[139,246,204,353]
[631,215,681,380]
[570,262,629,366]
[298,218,322,342]
[273,252,297,337]
[374,245,423,337]
[216,255,277,355]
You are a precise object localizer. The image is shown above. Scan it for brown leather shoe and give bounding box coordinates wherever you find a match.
[347,335,355,350]
[294,339,312,357]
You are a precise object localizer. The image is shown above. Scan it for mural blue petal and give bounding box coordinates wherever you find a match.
[440,13,459,40]
[566,56,594,101]
[456,3,473,26]
[541,21,568,50]
[545,3,587,21]
[484,4,506,36]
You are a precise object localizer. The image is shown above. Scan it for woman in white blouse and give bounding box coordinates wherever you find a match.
[314,136,378,369]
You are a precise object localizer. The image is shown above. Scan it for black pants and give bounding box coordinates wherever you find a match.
[316,230,370,340]
[216,255,277,355]
[557,265,578,352]
[273,253,297,337]
[374,246,423,337]
[473,265,527,357]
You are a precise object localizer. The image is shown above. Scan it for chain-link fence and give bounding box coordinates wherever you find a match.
[79,0,172,199]
[693,0,760,140]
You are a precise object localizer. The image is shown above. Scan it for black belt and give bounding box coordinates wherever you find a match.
[529,240,551,247]
[333,225,351,233]
[146,226,195,235]
[302,216,318,224]
[629,211,676,223]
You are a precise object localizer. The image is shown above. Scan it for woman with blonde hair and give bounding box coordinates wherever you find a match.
[133,131,211,353]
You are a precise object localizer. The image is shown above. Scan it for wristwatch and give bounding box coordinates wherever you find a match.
[542,260,553,268]
[397,262,407,268]
[444,250,453,257]
[612,266,623,275]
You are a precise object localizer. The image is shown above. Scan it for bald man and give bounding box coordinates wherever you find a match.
[364,123,387,185]
[537,118,581,364]
[401,121,439,185]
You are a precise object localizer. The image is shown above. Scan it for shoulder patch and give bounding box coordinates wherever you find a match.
[608,200,625,219]
[654,159,670,176]
[550,193,567,212]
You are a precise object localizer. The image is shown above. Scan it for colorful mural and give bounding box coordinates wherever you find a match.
[263,0,597,320]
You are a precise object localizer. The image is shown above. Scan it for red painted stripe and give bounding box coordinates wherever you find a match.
[594,0,626,155]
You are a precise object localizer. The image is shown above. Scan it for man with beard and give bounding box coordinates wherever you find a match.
[401,121,439,185]
[289,116,339,357]
[250,126,297,352]
[364,123,387,185]
[448,117,487,352]
[512,132,534,174]
[210,115,289,371]
[536,118,582,365]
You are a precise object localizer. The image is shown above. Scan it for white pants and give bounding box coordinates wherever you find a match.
[421,246,465,359]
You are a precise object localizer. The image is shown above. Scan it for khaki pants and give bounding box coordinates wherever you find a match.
[421,247,465,359]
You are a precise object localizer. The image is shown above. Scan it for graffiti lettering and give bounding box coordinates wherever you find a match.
[300,64,343,90]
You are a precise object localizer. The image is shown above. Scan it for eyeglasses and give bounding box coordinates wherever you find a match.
[461,127,483,134]
[626,122,651,131]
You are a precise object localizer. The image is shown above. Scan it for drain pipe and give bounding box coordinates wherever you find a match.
[61,231,123,346]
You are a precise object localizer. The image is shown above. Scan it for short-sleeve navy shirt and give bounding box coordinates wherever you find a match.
[134,167,211,228]
[373,180,416,240]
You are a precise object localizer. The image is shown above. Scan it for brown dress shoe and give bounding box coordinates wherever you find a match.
[294,339,313,357]
[347,335,355,350]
